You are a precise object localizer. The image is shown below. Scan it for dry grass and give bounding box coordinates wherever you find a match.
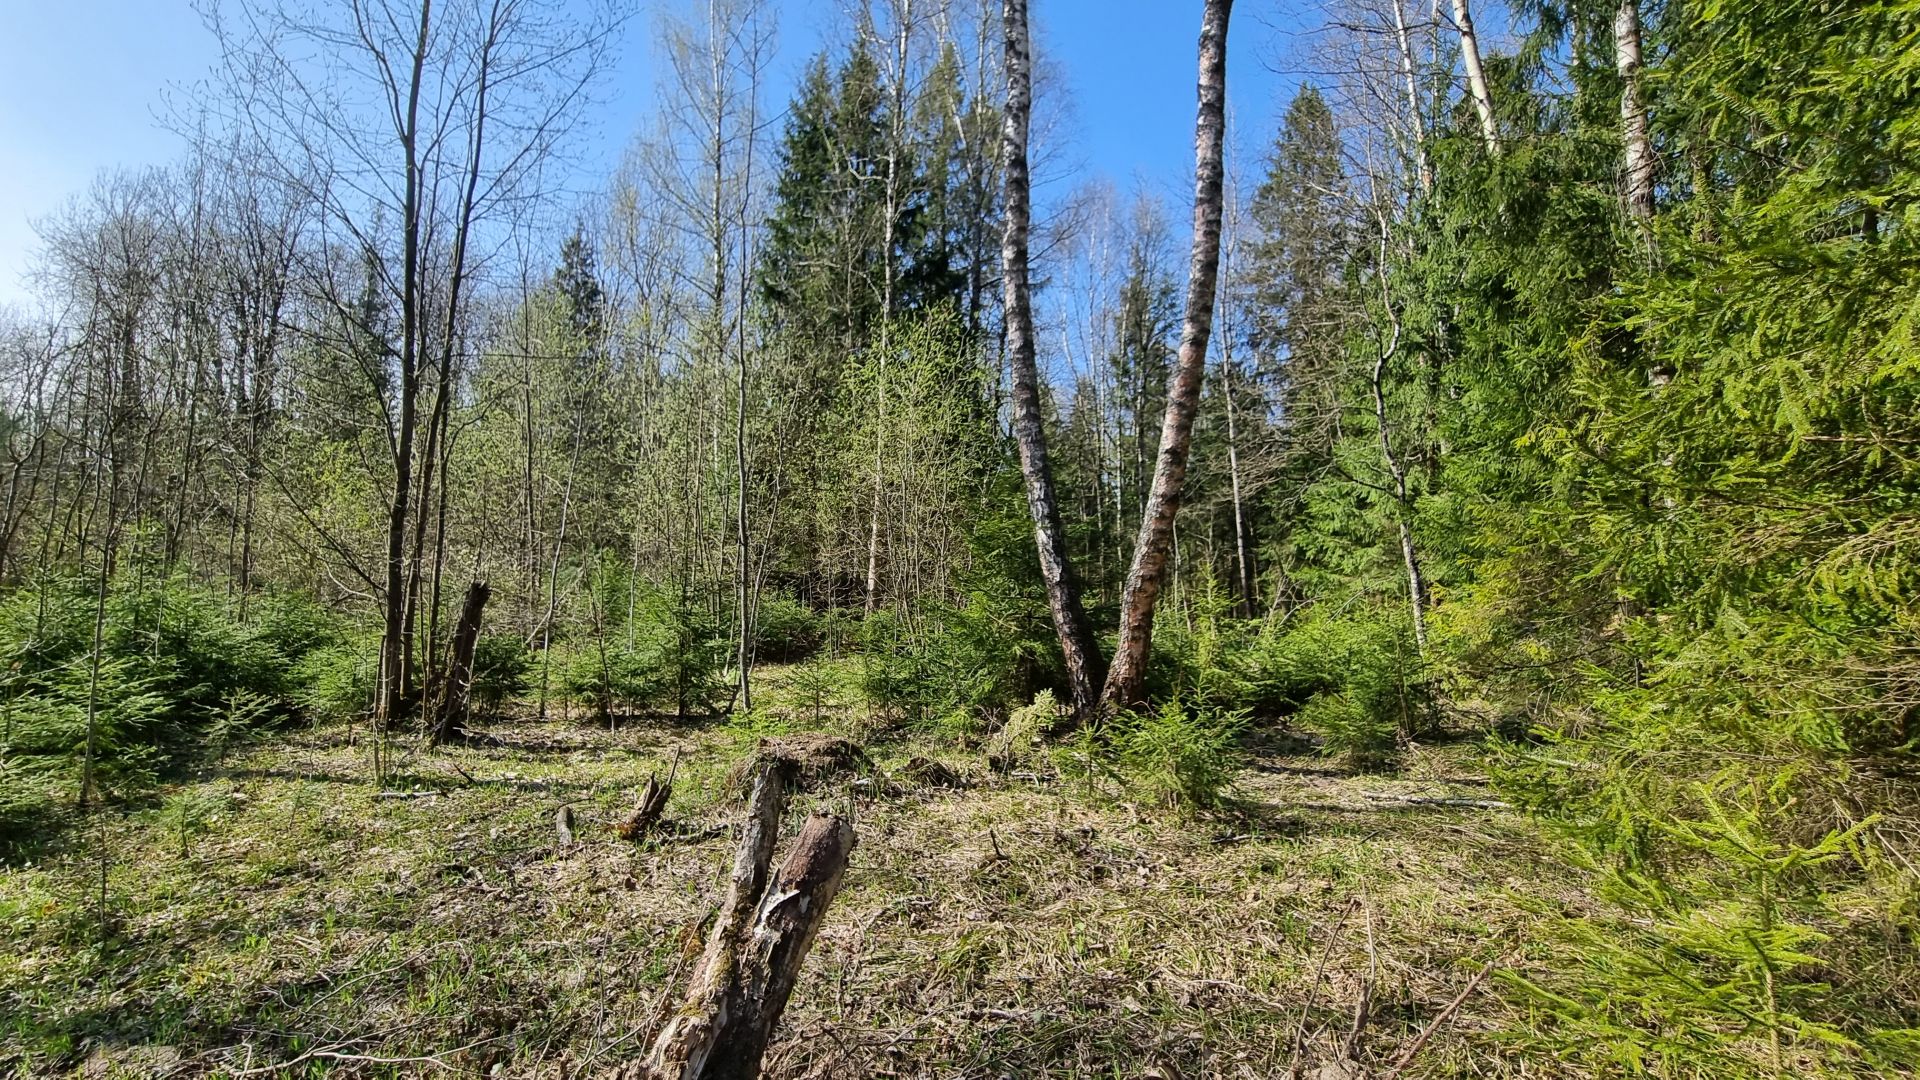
[0,674,1587,1078]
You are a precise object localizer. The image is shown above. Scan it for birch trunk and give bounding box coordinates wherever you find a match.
[1393,0,1435,194]
[1615,0,1655,223]
[1102,0,1233,712]
[999,0,1106,725]
[1451,0,1501,155]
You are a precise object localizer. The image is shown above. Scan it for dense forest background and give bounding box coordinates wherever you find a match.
[1,0,1917,1073]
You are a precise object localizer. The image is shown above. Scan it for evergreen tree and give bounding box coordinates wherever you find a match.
[1243,86,1350,455]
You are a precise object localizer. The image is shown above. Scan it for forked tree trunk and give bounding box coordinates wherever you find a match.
[1101,0,1233,712]
[430,580,489,746]
[618,758,856,1080]
[1000,0,1105,725]
[376,0,434,730]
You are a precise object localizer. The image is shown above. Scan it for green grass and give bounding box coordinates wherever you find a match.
[0,666,1569,1078]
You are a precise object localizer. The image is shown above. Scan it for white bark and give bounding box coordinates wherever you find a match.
[1615,0,1656,223]
[1451,0,1500,155]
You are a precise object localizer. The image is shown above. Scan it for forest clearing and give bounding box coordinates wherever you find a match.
[6,668,1556,1078]
[1,0,1918,1074]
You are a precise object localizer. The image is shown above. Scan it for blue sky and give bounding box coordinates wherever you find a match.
[0,1,1305,309]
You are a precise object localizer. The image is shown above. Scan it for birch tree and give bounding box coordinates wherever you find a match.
[998,0,1103,725]
[1102,0,1233,711]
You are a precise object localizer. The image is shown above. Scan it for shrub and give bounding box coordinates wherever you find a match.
[847,485,1067,729]
[1493,612,1920,1073]
[989,689,1061,768]
[1110,700,1246,812]
[291,639,379,723]
[560,586,729,720]
[850,610,937,721]
[470,634,532,715]
[0,575,350,843]
[1049,698,1246,814]
[1143,573,1250,706]
[785,657,842,726]
[753,594,820,662]
[850,592,1054,730]
[1237,604,1429,765]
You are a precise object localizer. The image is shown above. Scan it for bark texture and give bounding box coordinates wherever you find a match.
[430,580,489,746]
[617,763,675,840]
[1451,0,1501,155]
[619,757,855,1080]
[1101,0,1234,711]
[1615,0,1656,223]
[999,0,1105,725]
[1392,0,1434,195]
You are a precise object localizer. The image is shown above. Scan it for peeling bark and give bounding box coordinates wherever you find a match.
[619,757,855,1080]
[1615,0,1656,223]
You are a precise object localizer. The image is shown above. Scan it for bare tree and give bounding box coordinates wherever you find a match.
[208,0,613,727]
[1102,0,1234,712]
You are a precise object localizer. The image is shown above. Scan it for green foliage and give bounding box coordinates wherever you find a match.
[785,656,842,726]
[989,689,1059,769]
[1500,765,1920,1074]
[559,585,728,720]
[1053,698,1245,814]
[1452,2,1920,1069]
[1143,573,1250,706]
[156,787,226,860]
[470,634,532,715]
[725,705,798,744]
[848,473,1062,730]
[290,639,378,723]
[0,576,346,842]
[1110,700,1246,813]
[1236,605,1429,766]
[753,593,820,662]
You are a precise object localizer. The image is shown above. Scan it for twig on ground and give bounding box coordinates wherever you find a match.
[1381,959,1499,1078]
[1344,892,1378,1061]
[230,1033,494,1076]
[1287,897,1359,1077]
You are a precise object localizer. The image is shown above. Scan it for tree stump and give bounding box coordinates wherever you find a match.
[618,756,677,840]
[430,580,490,746]
[612,756,856,1080]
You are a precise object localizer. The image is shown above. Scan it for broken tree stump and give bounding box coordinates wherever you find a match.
[724,734,869,793]
[618,752,680,840]
[430,580,490,746]
[612,756,857,1080]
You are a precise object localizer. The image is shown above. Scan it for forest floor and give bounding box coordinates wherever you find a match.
[1,668,1587,1079]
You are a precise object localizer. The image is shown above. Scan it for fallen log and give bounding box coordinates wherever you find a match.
[1360,792,1512,811]
[612,756,856,1080]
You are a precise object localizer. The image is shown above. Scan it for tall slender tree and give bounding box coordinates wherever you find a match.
[1102,0,1233,711]
[999,0,1104,725]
